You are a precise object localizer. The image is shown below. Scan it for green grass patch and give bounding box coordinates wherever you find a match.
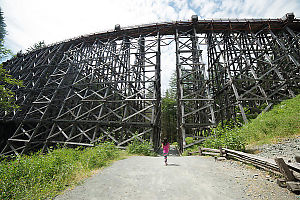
[240,94,300,146]
[0,142,123,200]
[199,94,300,151]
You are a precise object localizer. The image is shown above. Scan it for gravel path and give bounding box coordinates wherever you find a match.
[55,152,298,200]
[255,136,300,162]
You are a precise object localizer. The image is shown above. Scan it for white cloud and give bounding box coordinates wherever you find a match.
[190,0,300,19]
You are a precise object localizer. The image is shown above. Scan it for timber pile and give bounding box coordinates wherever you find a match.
[223,148,280,174]
[188,147,300,193]
[188,147,225,157]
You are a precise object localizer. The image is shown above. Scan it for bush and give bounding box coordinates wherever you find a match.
[182,144,201,156]
[185,137,194,145]
[201,120,246,151]
[127,137,156,156]
[172,142,178,146]
[0,142,120,200]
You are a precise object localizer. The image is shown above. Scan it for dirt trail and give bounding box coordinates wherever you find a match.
[55,148,298,200]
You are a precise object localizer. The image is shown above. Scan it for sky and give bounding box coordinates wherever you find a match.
[1,0,300,93]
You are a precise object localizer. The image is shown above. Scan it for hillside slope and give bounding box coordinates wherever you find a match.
[198,94,300,152]
[241,94,300,146]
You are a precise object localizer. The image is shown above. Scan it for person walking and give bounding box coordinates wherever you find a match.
[162,137,170,166]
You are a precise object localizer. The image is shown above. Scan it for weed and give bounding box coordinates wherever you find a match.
[0,142,121,200]
[127,135,157,156]
[200,94,300,151]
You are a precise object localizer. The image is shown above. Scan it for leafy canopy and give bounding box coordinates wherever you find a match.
[0,7,23,111]
[26,40,46,52]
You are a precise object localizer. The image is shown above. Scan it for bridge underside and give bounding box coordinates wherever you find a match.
[1,15,300,155]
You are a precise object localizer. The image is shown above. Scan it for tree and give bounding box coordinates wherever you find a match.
[161,71,177,142]
[0,7,23,111]
[0,7,6,41]
[161,89,177,142]
[26,40,46,52]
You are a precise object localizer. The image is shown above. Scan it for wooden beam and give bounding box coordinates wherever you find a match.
[275,158,296,181]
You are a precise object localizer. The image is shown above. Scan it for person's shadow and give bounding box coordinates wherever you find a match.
[167,163,180,167]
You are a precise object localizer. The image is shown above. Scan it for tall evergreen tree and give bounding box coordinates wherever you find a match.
[161,71,177,142]
[0,7,6,41]
[0,6,23,111]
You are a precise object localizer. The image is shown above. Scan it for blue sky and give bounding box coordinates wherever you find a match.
[2,0,300,92]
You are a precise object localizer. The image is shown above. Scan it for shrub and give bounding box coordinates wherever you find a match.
[185,137,194,145]
[201,120,246,151]
[0,142,120,200]
[172,142,178,146]
[127,136,156,156]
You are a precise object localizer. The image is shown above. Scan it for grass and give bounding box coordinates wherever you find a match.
[193,94,300,152]
[0,142,124,200]
[240,94,300,146]
[0,137,157,200]
[127,135,157,156]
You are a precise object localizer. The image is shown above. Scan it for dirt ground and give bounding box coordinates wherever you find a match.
[55,150,299,200]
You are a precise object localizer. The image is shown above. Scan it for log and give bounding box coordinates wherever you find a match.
[202,152,220,156]
[286,181,300,192]
[295,155,300,163]
[277,178,287,188]
[226,152,280,172]
[188,151,199,155]
[224,148,280,170]
[225,152,279,170]
[275,158,296,181]
[202,147,225,154]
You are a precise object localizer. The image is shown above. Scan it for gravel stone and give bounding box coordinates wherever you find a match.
[253,136,300,162]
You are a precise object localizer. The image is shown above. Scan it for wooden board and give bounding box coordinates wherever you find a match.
[286,181,300,192]
[275,158,296,181]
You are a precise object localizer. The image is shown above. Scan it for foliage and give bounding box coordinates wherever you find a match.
[201,94,300,151]
[161,90,177,142]
[202,124,246,151]
[0,142,121,200]
[168,71,177,98]
[127,135,156,156]
[185,137,194,145]
[26,41,46,53]
[0,8,24,111]
[0,7,6,41]
[172,142,178,146]
[0,63,23,110]
[182,144,201,156]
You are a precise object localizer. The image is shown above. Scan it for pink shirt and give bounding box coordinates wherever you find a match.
[163,143,170,153]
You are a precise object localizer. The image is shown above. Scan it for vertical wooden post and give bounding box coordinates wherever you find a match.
[175,27,185,153]
[219,146,223,157]
[199,147,202,156]
[275,158,296,181]
[295,155,300,163]
[153,32,161,151]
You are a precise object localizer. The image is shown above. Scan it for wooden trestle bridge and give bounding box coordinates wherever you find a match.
[0,13,299,155]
